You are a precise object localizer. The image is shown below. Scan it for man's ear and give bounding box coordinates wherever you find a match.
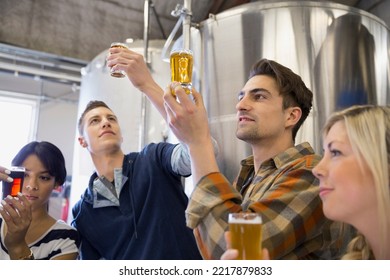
[78,136,88,148]
[285,107,302,127]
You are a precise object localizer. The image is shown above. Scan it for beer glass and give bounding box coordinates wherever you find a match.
[1,166,25,199]
[228,212,263,260]
[170,48,193,94]
[109,42,129,78]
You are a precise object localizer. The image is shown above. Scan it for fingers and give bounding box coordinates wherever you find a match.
[189,88,203,106]
[18,193,30,205]
[1,194,31,249]
[0,166,13,183]
[165,82,201,107]
[262,248,270,260]
[221,231,238,260]
[224,231,232,249]
[163,83,178,105]
[221,249,239,260]
[0,194,31,221]
[0,196,20,221]
[166,82,187,98]
[0,165,11,174]
[106,47,140,69]
[163,83,185,114]
[108,45,131,56]
[106,48,154,89]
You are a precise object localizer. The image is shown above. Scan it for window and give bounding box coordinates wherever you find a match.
[0,93,37,166]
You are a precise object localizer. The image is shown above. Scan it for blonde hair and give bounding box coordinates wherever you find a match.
[322,105,390,260]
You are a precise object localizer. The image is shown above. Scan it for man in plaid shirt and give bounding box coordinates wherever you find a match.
[163,58,351,259]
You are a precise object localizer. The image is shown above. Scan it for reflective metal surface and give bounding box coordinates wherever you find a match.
[195,1,390,181]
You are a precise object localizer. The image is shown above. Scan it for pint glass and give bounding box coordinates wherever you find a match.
[1,166,25,199]
[109,42,129,78]
[170,48,193,94]
[228,212,263,260]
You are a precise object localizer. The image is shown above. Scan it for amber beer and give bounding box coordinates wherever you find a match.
[170,49,193,94]
[1,167,25,199]
[229,213,263,260]
[109,42,128,78]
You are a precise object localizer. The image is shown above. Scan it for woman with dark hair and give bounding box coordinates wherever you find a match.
[0,141,80,260]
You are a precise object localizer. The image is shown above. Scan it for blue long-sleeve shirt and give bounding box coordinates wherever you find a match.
[72,142,202,260]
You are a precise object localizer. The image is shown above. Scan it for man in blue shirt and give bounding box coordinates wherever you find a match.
[72,100,202,259]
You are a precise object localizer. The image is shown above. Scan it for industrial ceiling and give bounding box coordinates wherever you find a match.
[0,0,388,103]
[1,0,389,60]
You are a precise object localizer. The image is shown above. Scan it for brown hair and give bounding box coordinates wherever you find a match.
[248,59,313,141]
[78,100,112,135]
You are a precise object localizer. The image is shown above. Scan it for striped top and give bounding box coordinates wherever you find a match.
[0,219,80,260]
[186,142,349,260]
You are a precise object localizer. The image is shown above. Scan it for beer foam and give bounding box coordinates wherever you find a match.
[228,214,262,224]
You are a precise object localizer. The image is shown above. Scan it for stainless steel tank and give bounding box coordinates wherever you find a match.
[194,1,390,182]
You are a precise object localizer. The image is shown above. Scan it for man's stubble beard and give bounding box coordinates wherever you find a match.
[236,126,261,144]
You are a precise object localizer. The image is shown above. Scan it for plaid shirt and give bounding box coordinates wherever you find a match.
[186,142,348,259]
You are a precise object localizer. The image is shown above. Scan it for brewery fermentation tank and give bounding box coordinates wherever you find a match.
[68,2,390,210]
[194,1,390,182]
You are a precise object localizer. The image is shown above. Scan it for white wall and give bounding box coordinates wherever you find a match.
[37,101,79,177]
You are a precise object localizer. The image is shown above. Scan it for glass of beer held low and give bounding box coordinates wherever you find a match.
[228,212,263,260]
[109,42,129,78]
[170,48,193,94]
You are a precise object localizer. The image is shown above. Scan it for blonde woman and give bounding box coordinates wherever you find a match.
[312,105,390,260]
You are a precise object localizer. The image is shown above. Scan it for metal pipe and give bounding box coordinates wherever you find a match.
[0,43,87,66]
[151,2,167,39]
[183,0,192,50]
[0,61,82,83]
[143,0,150,64]
[161,1,193,60]
[139,0,152,150]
